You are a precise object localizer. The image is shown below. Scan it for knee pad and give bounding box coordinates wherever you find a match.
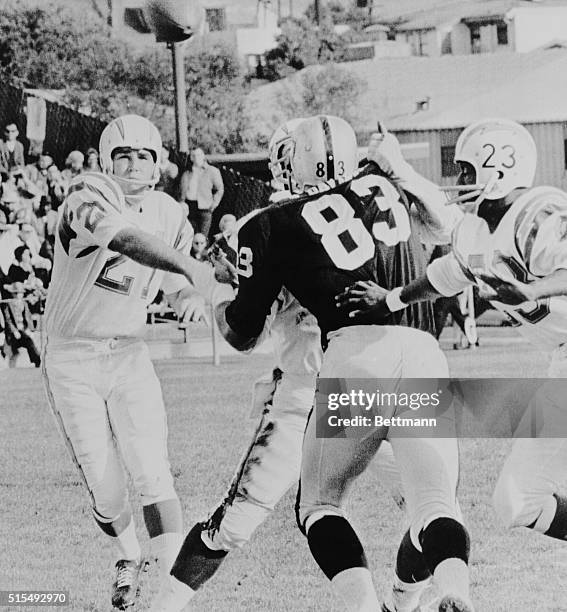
[91,483,129,521]
[92,505,131,537]
[419,517,470,572]
[136,469,177,506]
[492,471,544,529]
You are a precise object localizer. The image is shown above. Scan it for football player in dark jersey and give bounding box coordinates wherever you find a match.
[154,116,473,612]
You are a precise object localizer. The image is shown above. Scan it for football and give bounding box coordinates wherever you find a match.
[144,0,204,43]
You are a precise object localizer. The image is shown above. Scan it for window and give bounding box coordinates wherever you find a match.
[206,8,226,32]
[497,23,508,46]
[470,24,481,54]
[441,31,452,55]
[441,146,459,177]
[356,0,369,7]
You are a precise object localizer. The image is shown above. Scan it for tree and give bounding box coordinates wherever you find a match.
[279,64,367,128]
[0,1,255,153]
[264,16,348,81]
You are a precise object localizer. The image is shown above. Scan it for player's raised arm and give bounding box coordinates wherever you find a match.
[366,124,462,243]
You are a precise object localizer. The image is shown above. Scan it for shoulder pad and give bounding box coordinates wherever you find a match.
[68,172,125,213]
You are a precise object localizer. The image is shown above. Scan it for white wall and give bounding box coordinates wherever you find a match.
[512,7,567,52]
[236,26,279,56]
[451,22,472,55]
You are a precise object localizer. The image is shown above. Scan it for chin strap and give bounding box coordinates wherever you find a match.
[112,174,158,192]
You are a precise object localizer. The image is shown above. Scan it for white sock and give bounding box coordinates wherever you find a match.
[150,532,184,580]
[434,558,470,602]
[112,518,141,562]
[386,574,431,612]
[331,567,380,612]
[150,575,195,612]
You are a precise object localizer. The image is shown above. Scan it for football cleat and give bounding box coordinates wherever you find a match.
[111,558,147,610]
[438,593,474,612]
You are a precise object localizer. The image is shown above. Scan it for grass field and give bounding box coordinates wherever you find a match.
[1,326,567,612]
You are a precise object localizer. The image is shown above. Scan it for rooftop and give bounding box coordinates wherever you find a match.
[379,0,567,31]
[248,47,567,134]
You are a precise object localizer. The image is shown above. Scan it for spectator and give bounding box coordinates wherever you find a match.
[179,147,224,237]
[190,233,210,263]
[0,285,41,367]
[38,197,59,241]
[17,223,51,286]
[25,152,53,197]
[61,150,85,182]
[39,233,55,267]
[211,213,238,268]
[7,245,36,284]
[0,210,19,275]
[7,167,42,212]
[217,213,236,239]
[46,165,68,210]
[85,147,102,172]
[155,146,179,198]
[0,123,25,174]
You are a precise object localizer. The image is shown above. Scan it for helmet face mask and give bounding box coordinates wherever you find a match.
[99,115,162,193]
[269,118,305,192]
[288,115,357,193]
[448,118,537,205]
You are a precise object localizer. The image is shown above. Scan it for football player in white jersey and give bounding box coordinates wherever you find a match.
[151,119,409,612]
[42,115,211,610]
[339,118,567,558]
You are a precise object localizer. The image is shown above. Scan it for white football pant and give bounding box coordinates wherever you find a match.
[42,337,177,519]
[493,343,567,532]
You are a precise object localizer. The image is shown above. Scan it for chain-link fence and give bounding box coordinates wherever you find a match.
[0,83,106,169]
[0,83,274,225]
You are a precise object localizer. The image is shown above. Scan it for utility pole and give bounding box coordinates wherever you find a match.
[314,0,320,24]
[168,42,189,152]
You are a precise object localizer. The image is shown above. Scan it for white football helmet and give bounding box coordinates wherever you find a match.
[289,115,357,192]
[449,118,537,204]
[268,118,305,191]
[99,114,162,190]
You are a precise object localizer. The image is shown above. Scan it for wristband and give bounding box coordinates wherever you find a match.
[385,287,408,312]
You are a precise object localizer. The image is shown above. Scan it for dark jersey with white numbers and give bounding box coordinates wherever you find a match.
[225,165,434,345]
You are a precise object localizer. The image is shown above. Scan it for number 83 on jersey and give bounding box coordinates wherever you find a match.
[301,174,411,271]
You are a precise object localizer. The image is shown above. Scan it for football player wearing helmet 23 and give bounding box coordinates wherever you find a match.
[338,118,567,565]
[42,115,211,610]
[163,114,472,612]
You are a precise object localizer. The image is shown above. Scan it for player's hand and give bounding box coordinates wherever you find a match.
[478,274,536,305]
[213,253,239,286]
[179,293,210,326]
[366,122,409,180]
[335,280,389,317]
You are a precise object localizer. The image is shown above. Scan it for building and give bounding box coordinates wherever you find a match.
[369,0,567,57]
[249,47,567,189]
[110,0,280,72]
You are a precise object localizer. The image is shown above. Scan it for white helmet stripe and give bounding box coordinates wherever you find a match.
[115,117,125,139]
[320,115,335,180]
